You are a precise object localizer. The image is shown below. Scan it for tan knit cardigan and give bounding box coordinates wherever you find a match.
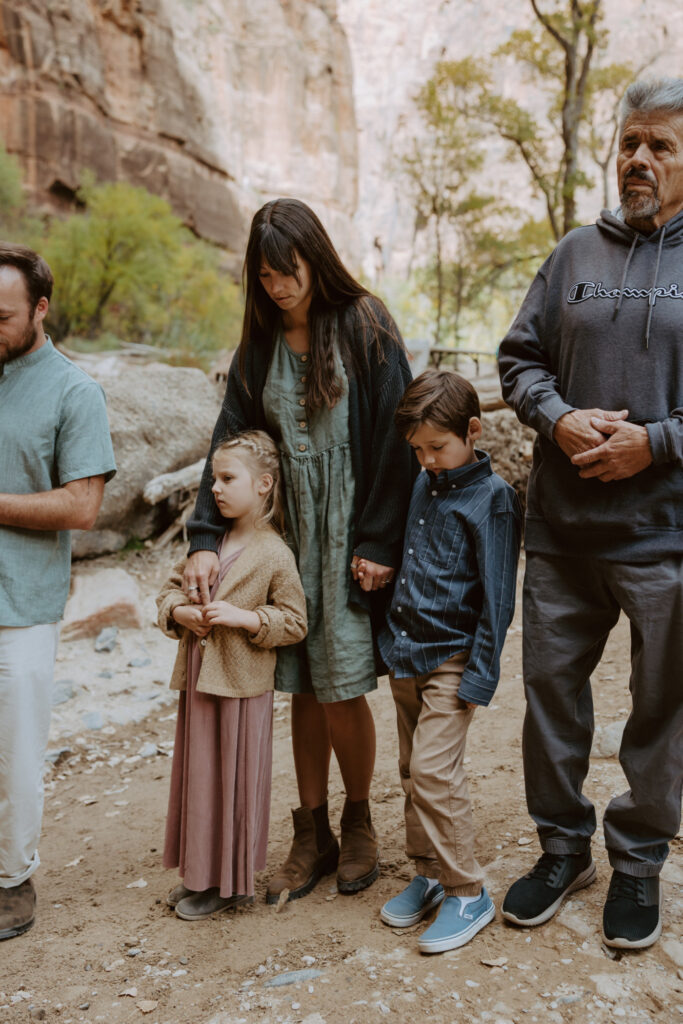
[156,528,307,699]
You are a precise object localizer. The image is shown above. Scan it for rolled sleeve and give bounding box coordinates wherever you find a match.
[156,561,190,637]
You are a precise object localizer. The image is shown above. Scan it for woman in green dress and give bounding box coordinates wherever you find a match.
[184,198,415,902]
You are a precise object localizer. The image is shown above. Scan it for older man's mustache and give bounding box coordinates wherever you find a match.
[622,167,657,188]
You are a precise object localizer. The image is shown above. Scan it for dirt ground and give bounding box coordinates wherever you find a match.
[2,547,682,1024]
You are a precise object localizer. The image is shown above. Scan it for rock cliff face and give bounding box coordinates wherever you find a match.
[0,0,358,262]
[3,1,681,278]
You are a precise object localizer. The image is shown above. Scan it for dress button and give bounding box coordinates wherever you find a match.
[401,630,407,637]
[301,376,307,383]
[301,354,308,362]
[299,420,306,429]
[451,484,456,489]
[298,444,307,452]
[299,398,306,406]
[200,639,207,647]
[397,605,402,613]
[408,548,413,555]
[419,518,425,525]
[401,578,406,584]
[431,490,438,496]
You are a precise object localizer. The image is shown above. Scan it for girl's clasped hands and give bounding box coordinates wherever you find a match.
[172,601,260,637]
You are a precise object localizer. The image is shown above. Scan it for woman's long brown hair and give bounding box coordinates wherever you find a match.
[238,198,402,415]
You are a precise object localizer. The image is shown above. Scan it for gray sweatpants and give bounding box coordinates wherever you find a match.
[522,552,683,878]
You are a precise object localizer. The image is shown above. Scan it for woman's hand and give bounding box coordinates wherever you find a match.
[172,604,212,638]
[183,550,220,605]
[351,557,395,593]
[203,601,261,634]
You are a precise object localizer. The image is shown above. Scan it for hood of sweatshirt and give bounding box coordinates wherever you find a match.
[596,207,683,347]
[499,204,683,561]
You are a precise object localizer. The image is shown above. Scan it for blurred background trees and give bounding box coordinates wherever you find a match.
[0,0,655,365]
[0,165,242,369]
[397,0,646,348]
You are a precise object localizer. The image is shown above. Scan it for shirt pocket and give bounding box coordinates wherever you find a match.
[413,509,472,571]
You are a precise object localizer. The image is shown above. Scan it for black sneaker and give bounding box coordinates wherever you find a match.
[602,871,662,949]
[502,849,596,927]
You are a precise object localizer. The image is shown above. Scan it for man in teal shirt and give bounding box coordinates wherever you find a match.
[0,243,116,940]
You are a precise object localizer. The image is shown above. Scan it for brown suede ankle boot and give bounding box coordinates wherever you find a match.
[266,803,339,905]
[337,798,379,893]
[0,878,36,941]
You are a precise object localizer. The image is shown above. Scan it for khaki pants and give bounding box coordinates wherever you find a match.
[0,623,59,886]
[390,652,484,897]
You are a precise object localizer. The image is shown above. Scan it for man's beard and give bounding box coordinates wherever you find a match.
[620,169,661,224]
[0,321,37,367]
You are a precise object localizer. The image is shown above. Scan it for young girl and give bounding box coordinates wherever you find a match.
[183,198,416,904]
[157,430,307,920]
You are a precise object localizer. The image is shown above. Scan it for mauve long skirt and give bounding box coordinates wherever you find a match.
[163,547,273,897]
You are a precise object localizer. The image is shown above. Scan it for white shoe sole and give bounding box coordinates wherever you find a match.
[502,861,596,927]
[601,884,663,949]
[418,902,495,954]
[380,887,445,927]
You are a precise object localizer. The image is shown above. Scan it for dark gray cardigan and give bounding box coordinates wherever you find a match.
[187,299,417,645]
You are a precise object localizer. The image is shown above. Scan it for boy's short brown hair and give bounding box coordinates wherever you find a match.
[394,369,481,441]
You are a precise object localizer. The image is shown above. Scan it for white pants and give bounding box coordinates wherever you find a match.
[0,623,59,886]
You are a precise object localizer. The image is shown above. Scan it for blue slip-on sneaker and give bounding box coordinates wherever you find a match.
[418,888,495,954]
[380,876,445,927]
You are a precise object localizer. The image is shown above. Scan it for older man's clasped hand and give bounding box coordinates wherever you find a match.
[554,407,653,482]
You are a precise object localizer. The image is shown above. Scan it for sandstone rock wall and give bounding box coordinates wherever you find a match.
[0,0,358,263]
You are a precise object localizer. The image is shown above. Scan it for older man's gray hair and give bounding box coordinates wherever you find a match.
[620,76,683,132]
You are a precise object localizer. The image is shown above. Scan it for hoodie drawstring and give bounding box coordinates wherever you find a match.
[611,233,638,321]
[611,224,667,349]
[644,225,666,350]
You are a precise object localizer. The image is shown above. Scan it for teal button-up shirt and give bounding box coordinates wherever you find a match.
[0,340,116,626]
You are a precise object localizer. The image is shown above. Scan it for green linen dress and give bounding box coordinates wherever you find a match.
[262,329,377,702]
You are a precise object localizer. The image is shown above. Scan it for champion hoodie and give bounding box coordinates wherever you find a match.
[499,207,683,560]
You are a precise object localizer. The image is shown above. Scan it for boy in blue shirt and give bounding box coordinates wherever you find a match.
[374,369,521,953]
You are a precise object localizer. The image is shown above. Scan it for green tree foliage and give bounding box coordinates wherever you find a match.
[466,0,646,239]
[399,58,552,345]
[399,1,648,344]
[0,143,25,233]
[489,0,604,238]
[41,177,242,365]
[424,3,648,242]
[585,59,653,208]
[400,59,493,344]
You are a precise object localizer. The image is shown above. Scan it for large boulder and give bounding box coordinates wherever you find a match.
[70,355,222,556]
[481,407,535,508]
[62,567,144,638]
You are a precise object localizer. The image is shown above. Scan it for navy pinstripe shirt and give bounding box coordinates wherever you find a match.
[378,452,522,706]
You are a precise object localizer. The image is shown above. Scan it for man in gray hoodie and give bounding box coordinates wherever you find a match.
[498,77,683,950]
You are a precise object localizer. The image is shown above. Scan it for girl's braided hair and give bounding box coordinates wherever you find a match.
[212,430,285,534]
